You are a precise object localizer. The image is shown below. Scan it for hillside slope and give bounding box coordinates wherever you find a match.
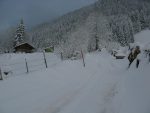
[1,0,150,54]
[29,0,150,55]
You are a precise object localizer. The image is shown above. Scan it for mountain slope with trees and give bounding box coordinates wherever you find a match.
[29,0,150,57]
[1,0,150,56]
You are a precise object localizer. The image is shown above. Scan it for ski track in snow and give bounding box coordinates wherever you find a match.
[54,57,124,113]
[43,72,95,113]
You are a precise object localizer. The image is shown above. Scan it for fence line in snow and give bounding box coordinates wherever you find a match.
[0,51,86,80]
[0,52,60,79]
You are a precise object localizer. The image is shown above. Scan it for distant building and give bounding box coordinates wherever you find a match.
[44,46,54,53]
[13,19,35,53]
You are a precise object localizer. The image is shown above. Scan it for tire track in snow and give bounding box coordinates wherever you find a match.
[100,83,118,113]
[42,72,97,113]
[55,70,121,113]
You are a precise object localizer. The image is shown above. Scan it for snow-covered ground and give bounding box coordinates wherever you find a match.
[134,29,150,45]
[134,29,150,50]
[0,53,61,77]
[0,30,150,113]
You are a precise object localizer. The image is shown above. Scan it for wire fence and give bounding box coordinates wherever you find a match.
[0,52,61,79]
[0,50,86,80]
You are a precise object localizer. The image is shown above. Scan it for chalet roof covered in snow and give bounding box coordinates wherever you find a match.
[14,42,35,53]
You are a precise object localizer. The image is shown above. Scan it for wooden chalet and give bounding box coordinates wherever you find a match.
[14,42,35,53]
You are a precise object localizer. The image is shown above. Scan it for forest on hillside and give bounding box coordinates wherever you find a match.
[0,0,150,57]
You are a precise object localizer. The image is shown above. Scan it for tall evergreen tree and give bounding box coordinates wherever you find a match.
[14,19,25,47]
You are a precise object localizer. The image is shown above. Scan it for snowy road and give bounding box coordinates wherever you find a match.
[0,52,124,113]
[0,48,150,113]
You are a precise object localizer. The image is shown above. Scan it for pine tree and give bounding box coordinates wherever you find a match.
[14,19,25,47]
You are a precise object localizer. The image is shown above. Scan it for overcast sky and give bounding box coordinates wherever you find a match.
[0,0,97,31]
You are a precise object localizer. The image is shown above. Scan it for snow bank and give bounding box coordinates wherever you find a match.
[113,58,150,113]
[134,29,150,45]
[134,29,150,50]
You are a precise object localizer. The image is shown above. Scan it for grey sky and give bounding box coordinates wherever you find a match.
[0,0,97,31]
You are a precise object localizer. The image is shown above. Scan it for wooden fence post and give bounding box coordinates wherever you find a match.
[25,58,29,73]
[0,67,3,80]
[81,50,85,67]
[149,53,150,63]
[61,52,63,61]
[43,51,48,68]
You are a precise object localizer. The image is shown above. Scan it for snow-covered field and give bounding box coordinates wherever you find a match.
[0,53,61,77]
[134,29,150,45]
[0,30,150,113]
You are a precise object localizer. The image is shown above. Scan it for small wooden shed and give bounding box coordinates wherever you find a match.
[14,42,35,53]
[44,46,54,53]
